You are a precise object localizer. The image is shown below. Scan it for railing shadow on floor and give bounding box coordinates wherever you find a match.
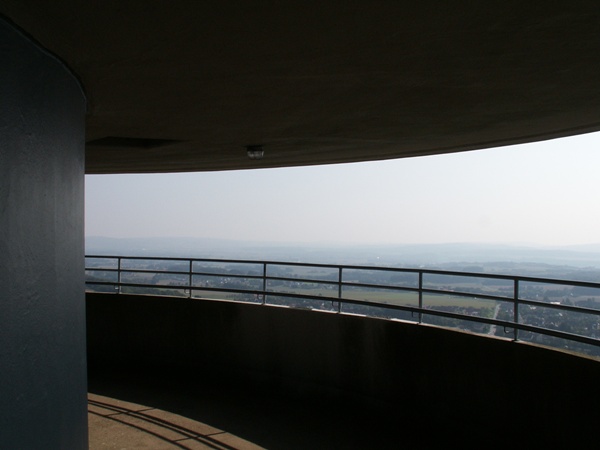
[87,367,426,450]
[88,393,251,450]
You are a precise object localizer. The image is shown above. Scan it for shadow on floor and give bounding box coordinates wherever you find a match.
[89,392,262,449]
[88,368,424,449]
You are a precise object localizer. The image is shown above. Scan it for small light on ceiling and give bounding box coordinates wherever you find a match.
[246,145,264,160]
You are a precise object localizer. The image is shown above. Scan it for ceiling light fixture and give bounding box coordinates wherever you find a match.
[246,145,264,160]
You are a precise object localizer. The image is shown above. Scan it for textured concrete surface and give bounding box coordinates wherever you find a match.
[3,2,600,173]
[87,293,600,448]
[89,393,262,450]
[88,370,422,450]
[88,371,412,450]
[0,17,87,450]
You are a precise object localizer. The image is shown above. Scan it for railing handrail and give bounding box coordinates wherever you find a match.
[85,254,600,289]
[85,254,600,358]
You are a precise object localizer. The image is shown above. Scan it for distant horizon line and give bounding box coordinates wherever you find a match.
[85,235,600,250]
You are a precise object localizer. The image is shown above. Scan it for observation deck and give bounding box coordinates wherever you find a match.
[4,4,600,448]
[86,256,600,448]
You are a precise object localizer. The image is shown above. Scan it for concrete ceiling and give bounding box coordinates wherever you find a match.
[3,1,600,174]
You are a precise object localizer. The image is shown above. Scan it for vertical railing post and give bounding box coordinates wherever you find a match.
[262,262,267,305]
[418,271,423,323]
[337,267,343,313]
[188,259,193,298]
[513,279,520,341]
[116,256,122,294]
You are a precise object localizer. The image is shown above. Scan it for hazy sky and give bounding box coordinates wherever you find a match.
[86,131,600,246]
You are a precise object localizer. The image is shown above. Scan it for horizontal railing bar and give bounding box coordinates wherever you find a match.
[340,283,516,304]
[87,282,338,301]
[342,282,600,316]
[192,271,263,278]
[517,298,600,316]
[86,255,198,262]
[339,281,420,292]
[88,268,265,280]
[87,255,343,269]
[343,282,520,305]
[86,274,600,318]
[501,323,600,347]
[87,281,188,289]
[85,271,507,301]
[85,282,600,348]
[92,268,189,276]
[87,255,600,289]
[266,275,340,285]
[87,271,600,318]
[415,268,600,288]
[86,268,264,280]
[85,255,600,355]
[82,281,556,329]
[418,309,600,347]
[420,287,514,303]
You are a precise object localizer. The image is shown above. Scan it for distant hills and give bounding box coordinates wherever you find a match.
[86,236,600,270]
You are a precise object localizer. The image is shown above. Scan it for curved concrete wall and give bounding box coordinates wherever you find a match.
[87,293,599,447]
[0,19,87,449]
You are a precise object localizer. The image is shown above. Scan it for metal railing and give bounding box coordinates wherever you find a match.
[85,255,600,359]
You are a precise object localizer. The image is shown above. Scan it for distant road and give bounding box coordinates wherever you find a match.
[488,304,501,336]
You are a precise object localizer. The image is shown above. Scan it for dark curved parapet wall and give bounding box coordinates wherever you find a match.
[0,18,87,450]
[87,293,599,447]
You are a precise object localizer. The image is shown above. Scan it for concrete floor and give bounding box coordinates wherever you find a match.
[89,392,262,449]
[87,370,417,450]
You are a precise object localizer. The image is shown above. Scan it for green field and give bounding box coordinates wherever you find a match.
[266,286,496,309]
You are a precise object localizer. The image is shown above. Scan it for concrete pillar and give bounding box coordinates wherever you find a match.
[0,18,88,449]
